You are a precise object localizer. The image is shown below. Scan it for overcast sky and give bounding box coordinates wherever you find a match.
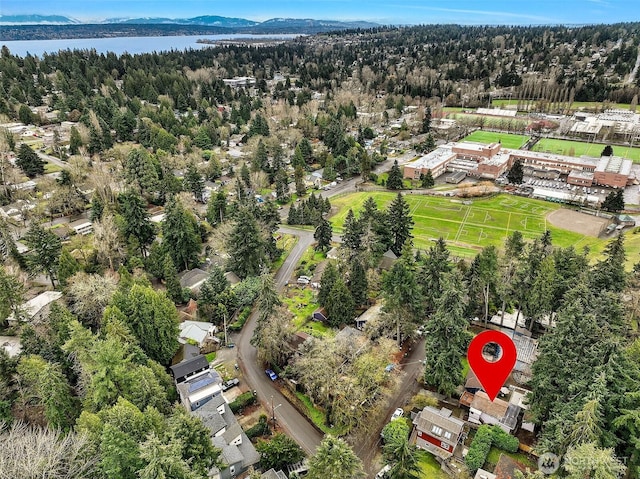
[1,0,639,25]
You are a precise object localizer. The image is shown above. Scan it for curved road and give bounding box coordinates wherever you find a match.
[235,153,420,470]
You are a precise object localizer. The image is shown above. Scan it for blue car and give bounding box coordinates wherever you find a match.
[265,369,278,381]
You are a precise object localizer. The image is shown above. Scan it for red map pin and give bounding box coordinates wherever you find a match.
[467,330,517,401]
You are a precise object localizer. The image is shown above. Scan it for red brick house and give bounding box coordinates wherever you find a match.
[413,406,465,461]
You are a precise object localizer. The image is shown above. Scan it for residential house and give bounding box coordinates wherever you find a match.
[7,291,63,324]
[379,249,398,270]
[179,268,209,293]
[195,397,260,479]
[178,320,218,351]
[224,271,241,286]
[469,391,521,433]
[69,219,93,236]
[474,470,496,479]
[169,354,210,384]
[355,302,383,330]
[413,406,465,461]
[176,366,224,411]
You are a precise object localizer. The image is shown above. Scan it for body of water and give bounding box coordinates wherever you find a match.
[1,33,300,57]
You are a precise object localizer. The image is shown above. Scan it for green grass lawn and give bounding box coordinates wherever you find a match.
[295,246,327,278]
[44,162,63,173]
[447,112,529,131]
[462,131,530,150]
[418,452,450,479]
[272,234,297,271]
[491,99,632,112]
[294,392,346,435]
[205,352,216,362]
[329,192,640,265]
[486,448,536,471]
[532,138,640,162]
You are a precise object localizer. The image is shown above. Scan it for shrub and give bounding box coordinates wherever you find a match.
[230,391,256,414]
[246,414,271,439]
[491,426,519,453]
[464,425,493,473]
[229,306,252,331]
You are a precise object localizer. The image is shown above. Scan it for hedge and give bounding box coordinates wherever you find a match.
[465,425,493,473]
[464,425,520,473]
[246,414,271,439]
[229,306,252,331]
[230,391,256,413]
[492,426,519,452]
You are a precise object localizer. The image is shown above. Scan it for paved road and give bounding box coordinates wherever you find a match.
[35,150,69,169]
[236,227,322,456]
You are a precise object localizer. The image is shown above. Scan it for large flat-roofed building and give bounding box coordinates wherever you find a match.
[403,145,456,180]
[594,156,633,188]
[403,140,634,189]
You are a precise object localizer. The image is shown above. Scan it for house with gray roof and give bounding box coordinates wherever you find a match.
[261,470,287,479]
[7,291,63,324]
[178,320,217,349]
[179,268,209,292]
[413,406,465,461]
[195,398,259,479]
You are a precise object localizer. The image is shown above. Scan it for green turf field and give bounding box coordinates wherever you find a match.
[447,113,529,131]
[329,192,640,264]
[532,138,640,162]
[490,99,632,111]
[462,131,530,150]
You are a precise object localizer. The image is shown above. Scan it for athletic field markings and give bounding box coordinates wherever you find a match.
[455,206,473,242]
[506,212,512,237]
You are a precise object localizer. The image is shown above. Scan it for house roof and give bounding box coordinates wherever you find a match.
[196,407,228,436]
[470,391,510,420]
[222,422,242,444]
[494,454,526,479]
[356,302,383,324]
[0,336,22,358]
[169,354,209,379]
[179,268,209,290]
[413,406,464,446]
[465,369,483,390]
[383,249,398,259]
[8,291,63,322]
[262,469,288,479]
[224,271,241,285]
[179,320,214,345]
[474,469,497,479]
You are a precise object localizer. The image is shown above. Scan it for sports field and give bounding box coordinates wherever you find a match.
[490,99,631,111]
[532,138,640,162]
[462,131,530,150]
[329,192,640,263]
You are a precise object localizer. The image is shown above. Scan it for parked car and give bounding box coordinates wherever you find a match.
[391,407,404,420]
[376,464,392,478]
[222,378,240,391]
[265,369,278,381]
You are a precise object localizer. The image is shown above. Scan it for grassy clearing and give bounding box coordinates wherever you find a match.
[462,131,530,150]
[272,234,297,271]
[418,452,450,479]
[44,162,63,173]
[329,192,640,265]
[533,138,640,162]
[294,391,347,435]
[295,247,327,278]
[447,112,529,131]
[461,357,470,379]
[490,99,632,111]
[282,287,331,337]
[205,352,216,363]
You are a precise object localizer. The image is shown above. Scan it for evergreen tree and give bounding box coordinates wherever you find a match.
[342,209,363,255]
[163,254,185,303]
[249,114,270,137]
[162,196,201,271]
[112,284,180,365]
[420,170,435,188]
[602,190,624,212]
[118,190,155,257]
[507,158,524,184]
[240,162,251,189]
[206,190,227,226]
[23,223,62,288]
[275,169,290,203]
[386,160,404,190]
[256,433,305,472]
[387,193,414,256]
[325,279,355,327]
[307,435,365,479]
[69,126,82,155]
[591,234,626,293]
[0,265,25,327]
[348,257,368,306]
[226,208,266,278]
[90,195,104,222]
[294,165,307,197]
[183,162,205,202]
[318,262,338,307]
[421,106,432,133]
[57,249,81,288]
[314,218,332,252]
[417,237,451,314]
[424,272,470,396]
[601,145,614,156]
[125,148,160,197]
[16,143,45,177]
[253,139,268,172]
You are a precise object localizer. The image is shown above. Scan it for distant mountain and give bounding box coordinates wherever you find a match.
[102,16,258,27]
[258,18,378,29]
[0,14,81,25]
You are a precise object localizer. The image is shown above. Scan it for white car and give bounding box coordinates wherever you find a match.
[391,407,404,420]
[376,464,392,478]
